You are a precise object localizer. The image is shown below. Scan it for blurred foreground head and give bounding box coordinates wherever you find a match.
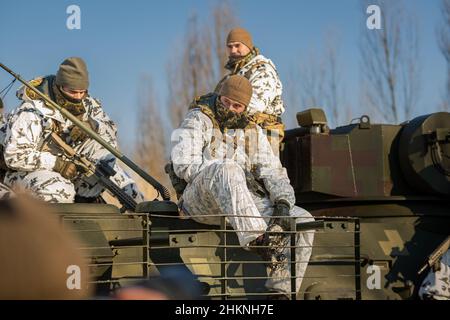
[114,266,205,300]
[0,194,92,299]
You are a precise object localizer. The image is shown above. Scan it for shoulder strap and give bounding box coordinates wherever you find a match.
[24,75,57,103]
[188,93,221,130]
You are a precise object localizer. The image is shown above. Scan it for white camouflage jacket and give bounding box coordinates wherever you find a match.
[1,89,118,172]
[234,54,285,117]
[171,109,295,207]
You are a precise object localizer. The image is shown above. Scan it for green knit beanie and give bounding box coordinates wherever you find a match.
[55,57,89,90]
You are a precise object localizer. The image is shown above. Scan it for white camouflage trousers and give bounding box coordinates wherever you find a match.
[419,249,450,300]
[181,160,315,294]
[4,139,143,204]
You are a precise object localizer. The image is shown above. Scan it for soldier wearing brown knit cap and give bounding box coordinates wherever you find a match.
[227,27,254,51]
[171,71,315,300]
[218,74,253,109]
[217,27,286,147]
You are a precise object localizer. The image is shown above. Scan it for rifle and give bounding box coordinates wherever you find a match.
[418,236,450,275]
[49,132,137,212]
[0,62,170,200]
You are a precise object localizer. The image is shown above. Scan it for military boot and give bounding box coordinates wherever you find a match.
[249,223,290,271]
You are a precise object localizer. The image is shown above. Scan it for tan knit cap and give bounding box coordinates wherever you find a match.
[226,28,253,50]
[55,57,90,90]
[218,75,253,107]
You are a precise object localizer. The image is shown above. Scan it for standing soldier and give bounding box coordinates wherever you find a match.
[216,27,286,148]
[1,57,143,204]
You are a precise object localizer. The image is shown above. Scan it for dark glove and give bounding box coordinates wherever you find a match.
[270,199,292,231]
[69,125,88,143]
[54,157,78,180]
[164,162,187,198]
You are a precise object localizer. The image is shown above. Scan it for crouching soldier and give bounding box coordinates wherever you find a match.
[170,75,315,299]
[1,57,143,204]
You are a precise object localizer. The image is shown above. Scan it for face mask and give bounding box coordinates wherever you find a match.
[214,98,249,130]
[225,47,259,73]
[52,83,86,117]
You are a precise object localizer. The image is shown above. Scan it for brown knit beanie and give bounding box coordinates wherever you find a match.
[218,75,253,107]
[0,194,92,299]
[226,28,253,50]
[55,57,89,90]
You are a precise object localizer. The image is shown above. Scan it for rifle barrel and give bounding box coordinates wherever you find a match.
[0,62,170,200]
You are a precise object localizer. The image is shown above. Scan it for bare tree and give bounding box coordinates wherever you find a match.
[132,1,238,200]
[167,14,214,128]
[134,76,172,200]
[297,49,326,109]
[438,0,450,110]
[360,0,420,123]
[323,34,352,127]
[213,1,238,79]
[285,32,350,129]
[167,1,238,128]
[283,70,302,129]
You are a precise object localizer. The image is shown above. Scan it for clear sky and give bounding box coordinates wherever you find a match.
[0,0,446,153]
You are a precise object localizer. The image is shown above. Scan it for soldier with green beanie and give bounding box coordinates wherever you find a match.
[0,57,144,204]
[170,75,315,299]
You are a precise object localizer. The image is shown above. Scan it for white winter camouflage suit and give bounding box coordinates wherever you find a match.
[419,249,450,300]
[224,54,285,117]
[0,182,14,200]
[171,107,315,295]
[0,86,143,204]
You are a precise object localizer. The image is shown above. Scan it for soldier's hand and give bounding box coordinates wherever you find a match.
[69,118,97,144]
[54,157,78,180]
[271,199,291,231]
[69,125,88,144]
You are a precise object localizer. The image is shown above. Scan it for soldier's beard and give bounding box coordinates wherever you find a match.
[214,99,249,130]
[225,48,258,72]
[52,84,86,117]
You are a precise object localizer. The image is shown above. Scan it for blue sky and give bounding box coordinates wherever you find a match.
[0,0,446,153]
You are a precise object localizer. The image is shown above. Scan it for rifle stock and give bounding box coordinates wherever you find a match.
[49,133,137,212]
[0,62,170,200]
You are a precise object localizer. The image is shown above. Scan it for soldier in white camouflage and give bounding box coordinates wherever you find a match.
[419,247,450,300]
[170,75,315,299]
[0,57,143,204]
[216,28,286,148]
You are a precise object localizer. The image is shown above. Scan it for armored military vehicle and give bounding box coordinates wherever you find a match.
[55,108,449,300]
[1,62,449,300]
[281,109,450,299]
